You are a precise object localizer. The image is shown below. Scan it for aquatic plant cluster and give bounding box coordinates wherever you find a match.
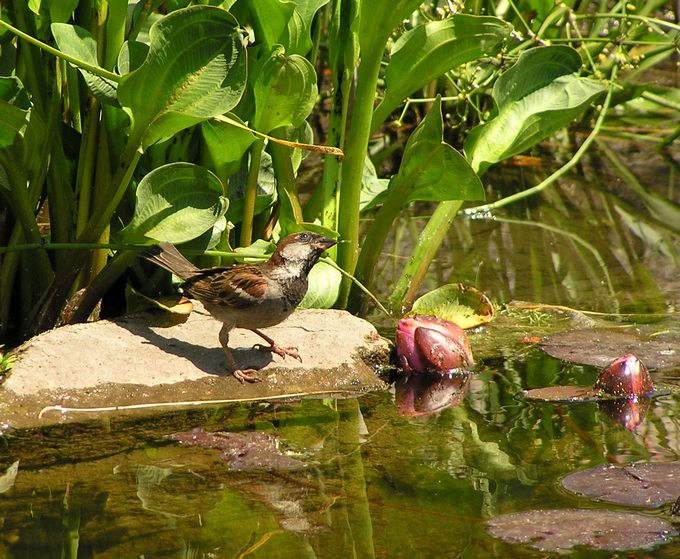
[0,1,676,345]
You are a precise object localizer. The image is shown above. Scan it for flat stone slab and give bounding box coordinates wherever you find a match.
[1,304,390,429]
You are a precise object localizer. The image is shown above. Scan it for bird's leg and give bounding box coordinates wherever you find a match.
[219,324,261,383]
[251,329,302,362]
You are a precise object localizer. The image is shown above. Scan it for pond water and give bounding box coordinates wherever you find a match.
[2,141,680,558]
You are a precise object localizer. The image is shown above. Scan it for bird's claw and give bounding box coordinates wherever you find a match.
[252,343,302,362]
[232,368,262,383]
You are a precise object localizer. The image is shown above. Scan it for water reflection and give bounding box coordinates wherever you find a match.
[394,372,471,417]
[3,360,680,558]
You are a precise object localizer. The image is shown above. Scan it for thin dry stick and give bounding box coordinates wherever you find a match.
[38,389,360,418]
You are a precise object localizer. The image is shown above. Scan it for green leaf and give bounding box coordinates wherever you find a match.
[465,46,606,174]
[299,261,341,309]
[50,23,118,105]
[118,5,247,149]
[372,15,513,129]
[411,283,494,329]
[253,45,317,133]
[389,96,484,203]
[120,162,229,244]
[200,116,257,180]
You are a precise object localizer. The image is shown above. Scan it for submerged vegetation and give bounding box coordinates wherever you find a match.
[0,0,677,344]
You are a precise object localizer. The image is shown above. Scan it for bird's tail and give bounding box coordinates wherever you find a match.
[141,242,200,280]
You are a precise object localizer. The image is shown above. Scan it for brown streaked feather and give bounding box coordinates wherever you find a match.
[183,265,268,309]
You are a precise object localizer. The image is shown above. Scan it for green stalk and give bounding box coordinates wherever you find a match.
[387,200,463,314]
[0,18,121,83]
[388,69,617,314]
[240,137,265,246]
[268,128,303,224]
[336,47,383,305]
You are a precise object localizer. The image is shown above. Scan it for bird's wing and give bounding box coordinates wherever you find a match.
[183,265,268,309]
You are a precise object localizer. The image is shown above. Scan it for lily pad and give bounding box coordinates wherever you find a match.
[523,385,600,402]
[487,509,677,552]
[411,283,494,329]
[540,329,680,370]
[562,463,680,508]
[168,428,305,471]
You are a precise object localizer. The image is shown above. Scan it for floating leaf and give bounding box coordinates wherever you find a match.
[523,385,599,402]
[488,509,677,552]
[540,328,680,370]
[562,463,680,508]
[411,283,494,329]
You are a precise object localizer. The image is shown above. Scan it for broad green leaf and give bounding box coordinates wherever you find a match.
[493,46,582,108]
[200,116,257,180]
[50,23,118,105]
[387,96,484,204]
[372,15,513,129]
[253,45,317,133]
[359,0,421,59]
[50,0,79,23]
[411,283,494,329]
[121,162,228,244]
[299,261,341,309]
[245,0,294,53]
[118,6,247,149]
[117,41,149,75]
[465,46,606,174]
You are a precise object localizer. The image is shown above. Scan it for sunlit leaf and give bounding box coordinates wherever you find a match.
[300,261,341,309]
[201,115,257,180]
[411,283,494,328]
[376,97,484,205]
[118,6,247,149]
[465,46,606,174]
[372,15,513,129]
[125,285,193,325]
[51,23,118,105]
[121,162,228,244]
[253,45,317,133]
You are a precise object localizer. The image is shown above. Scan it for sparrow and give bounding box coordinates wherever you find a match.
[142,232,337,383]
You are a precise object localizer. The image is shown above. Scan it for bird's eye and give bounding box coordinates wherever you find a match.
[298,232,311,241]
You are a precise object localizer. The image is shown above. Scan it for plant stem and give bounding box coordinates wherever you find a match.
[240,137,265,246]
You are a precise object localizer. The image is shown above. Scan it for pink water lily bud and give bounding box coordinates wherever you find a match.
[396,314,474,374]
[594,353,653,398]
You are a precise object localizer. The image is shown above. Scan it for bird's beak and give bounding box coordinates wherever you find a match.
[316,236,337,251]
